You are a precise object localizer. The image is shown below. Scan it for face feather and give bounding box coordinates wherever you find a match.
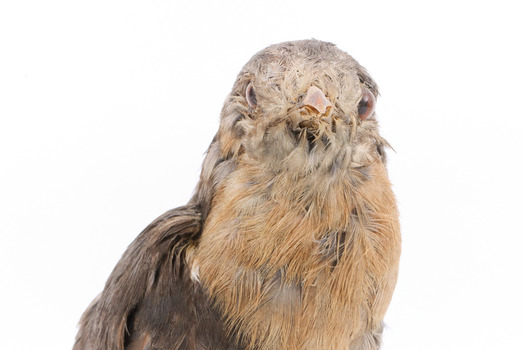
[217,39,387,176]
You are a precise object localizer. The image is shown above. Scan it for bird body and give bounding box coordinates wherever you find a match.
[74,40,401,350]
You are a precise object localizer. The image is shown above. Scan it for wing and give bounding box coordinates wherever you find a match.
[73,205,240,350]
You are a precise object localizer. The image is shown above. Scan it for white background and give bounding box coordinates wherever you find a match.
[1,1,524,349]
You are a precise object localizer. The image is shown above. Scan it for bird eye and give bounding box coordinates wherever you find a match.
[245,82,257,108]
[357,88,376,121]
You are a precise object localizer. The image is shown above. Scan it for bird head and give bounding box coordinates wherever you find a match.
[217,39,388,175]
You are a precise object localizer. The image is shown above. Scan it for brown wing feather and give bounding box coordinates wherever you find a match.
[73,205,242,350]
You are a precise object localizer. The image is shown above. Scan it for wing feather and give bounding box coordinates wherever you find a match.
[73,205,203,350]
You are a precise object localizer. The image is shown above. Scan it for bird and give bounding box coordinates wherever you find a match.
[73,39,401,350]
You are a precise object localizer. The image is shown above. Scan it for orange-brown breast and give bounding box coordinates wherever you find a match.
[193,156,401,350]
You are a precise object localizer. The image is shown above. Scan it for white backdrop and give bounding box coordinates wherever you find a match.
[1,1,524,349]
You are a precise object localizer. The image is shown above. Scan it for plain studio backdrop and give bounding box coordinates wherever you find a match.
[1,1,524,349]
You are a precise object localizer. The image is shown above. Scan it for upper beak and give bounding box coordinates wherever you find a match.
[301,86,332,115]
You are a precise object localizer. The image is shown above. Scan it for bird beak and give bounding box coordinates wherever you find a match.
[302,86,333,116]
